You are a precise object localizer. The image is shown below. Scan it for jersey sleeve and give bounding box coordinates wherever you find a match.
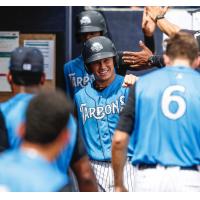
[116,84,136,135]
[64,63,74,100]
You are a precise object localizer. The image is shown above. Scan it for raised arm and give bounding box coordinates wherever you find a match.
[142,7,156,53]
[146,6,180,37]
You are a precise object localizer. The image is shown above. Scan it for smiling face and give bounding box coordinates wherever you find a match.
[89,57,115,87]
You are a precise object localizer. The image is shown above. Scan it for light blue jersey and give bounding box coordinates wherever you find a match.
[1,93,33,148]
[132,66,200,167]
[0,93,77,174]
[64,55,94,99]
[75,75,134,161]
[0,149,67,191]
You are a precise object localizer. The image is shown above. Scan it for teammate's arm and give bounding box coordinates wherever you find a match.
[112,84,136,192]
[121,7,156,70]
[146,6,180,37]
[70,130,98,192]
[0,110,10,152]
[142,7,156,53]
[122,41,154,70]
[112,130,129,192]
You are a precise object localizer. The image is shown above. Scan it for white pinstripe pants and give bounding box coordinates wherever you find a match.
[90,159,135,192]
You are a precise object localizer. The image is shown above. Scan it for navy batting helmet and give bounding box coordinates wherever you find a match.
[82,36,117,74]
[76,10,107,36]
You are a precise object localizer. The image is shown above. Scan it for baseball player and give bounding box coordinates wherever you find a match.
[0,47,97,192]
[74,36,135,192]
[0,90,72,191]
[112,32,200,192]
[64,10,107,100]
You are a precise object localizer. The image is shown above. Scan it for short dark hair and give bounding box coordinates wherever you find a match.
[24,90,71,144]
[11,71,43,86]
[165,32,199,65]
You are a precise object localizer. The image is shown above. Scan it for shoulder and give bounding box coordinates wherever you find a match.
[0,150,18,170]
[111,74,125,89]
[67,114,77,134]
[74,83,92,99]
[64,56,83,69]
[136,68,165,86]
[116,74,124,81]
[2,94,33,121]
[0,94,23,116]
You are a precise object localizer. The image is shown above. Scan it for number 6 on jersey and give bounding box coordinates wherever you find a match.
[161,85,186,120]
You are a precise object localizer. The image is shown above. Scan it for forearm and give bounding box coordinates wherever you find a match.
[112,130,129,188]
[72,156,98,192]
[156,18,180,37]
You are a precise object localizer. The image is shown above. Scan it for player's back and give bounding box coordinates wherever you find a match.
[132,66,200,166]
[0,93,33,148]
[0,149,67,192]
[0,93,77,174]
[53,114,77,173]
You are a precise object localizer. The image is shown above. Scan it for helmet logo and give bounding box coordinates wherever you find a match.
[91,42,103,52]
[80,16,91,25]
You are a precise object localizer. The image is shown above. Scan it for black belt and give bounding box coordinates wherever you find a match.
[137,163,199,171]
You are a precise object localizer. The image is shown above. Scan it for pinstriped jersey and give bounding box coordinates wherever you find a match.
[132,66,200,166]
[75,74,134,161]
[0,93,77,174]
[64,55,94,99]
[0,149,68,191]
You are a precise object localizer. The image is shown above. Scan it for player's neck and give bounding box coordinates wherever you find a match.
[94,74,115,91]
[21,141,59,162]
[170,59,191,68]
[12,84,42,95]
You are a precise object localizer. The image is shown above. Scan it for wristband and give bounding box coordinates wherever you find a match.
[155,15,165,22]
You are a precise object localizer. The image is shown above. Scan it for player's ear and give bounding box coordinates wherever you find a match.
[7,72,13,84]
[40,73,45,85]
[58,127,70,147]
[198,56,200,68]
[18,122,26,139]
[191,56,200,69]
[163,54,170,66]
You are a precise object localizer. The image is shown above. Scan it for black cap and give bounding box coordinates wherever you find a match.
[10,47,44,73]
[9,47,44,86]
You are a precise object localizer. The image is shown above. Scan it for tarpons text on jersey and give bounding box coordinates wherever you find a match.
[80,95,126,123]
[68,73,94,87]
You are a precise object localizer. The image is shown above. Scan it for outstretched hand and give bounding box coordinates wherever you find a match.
[122,40,153,70]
